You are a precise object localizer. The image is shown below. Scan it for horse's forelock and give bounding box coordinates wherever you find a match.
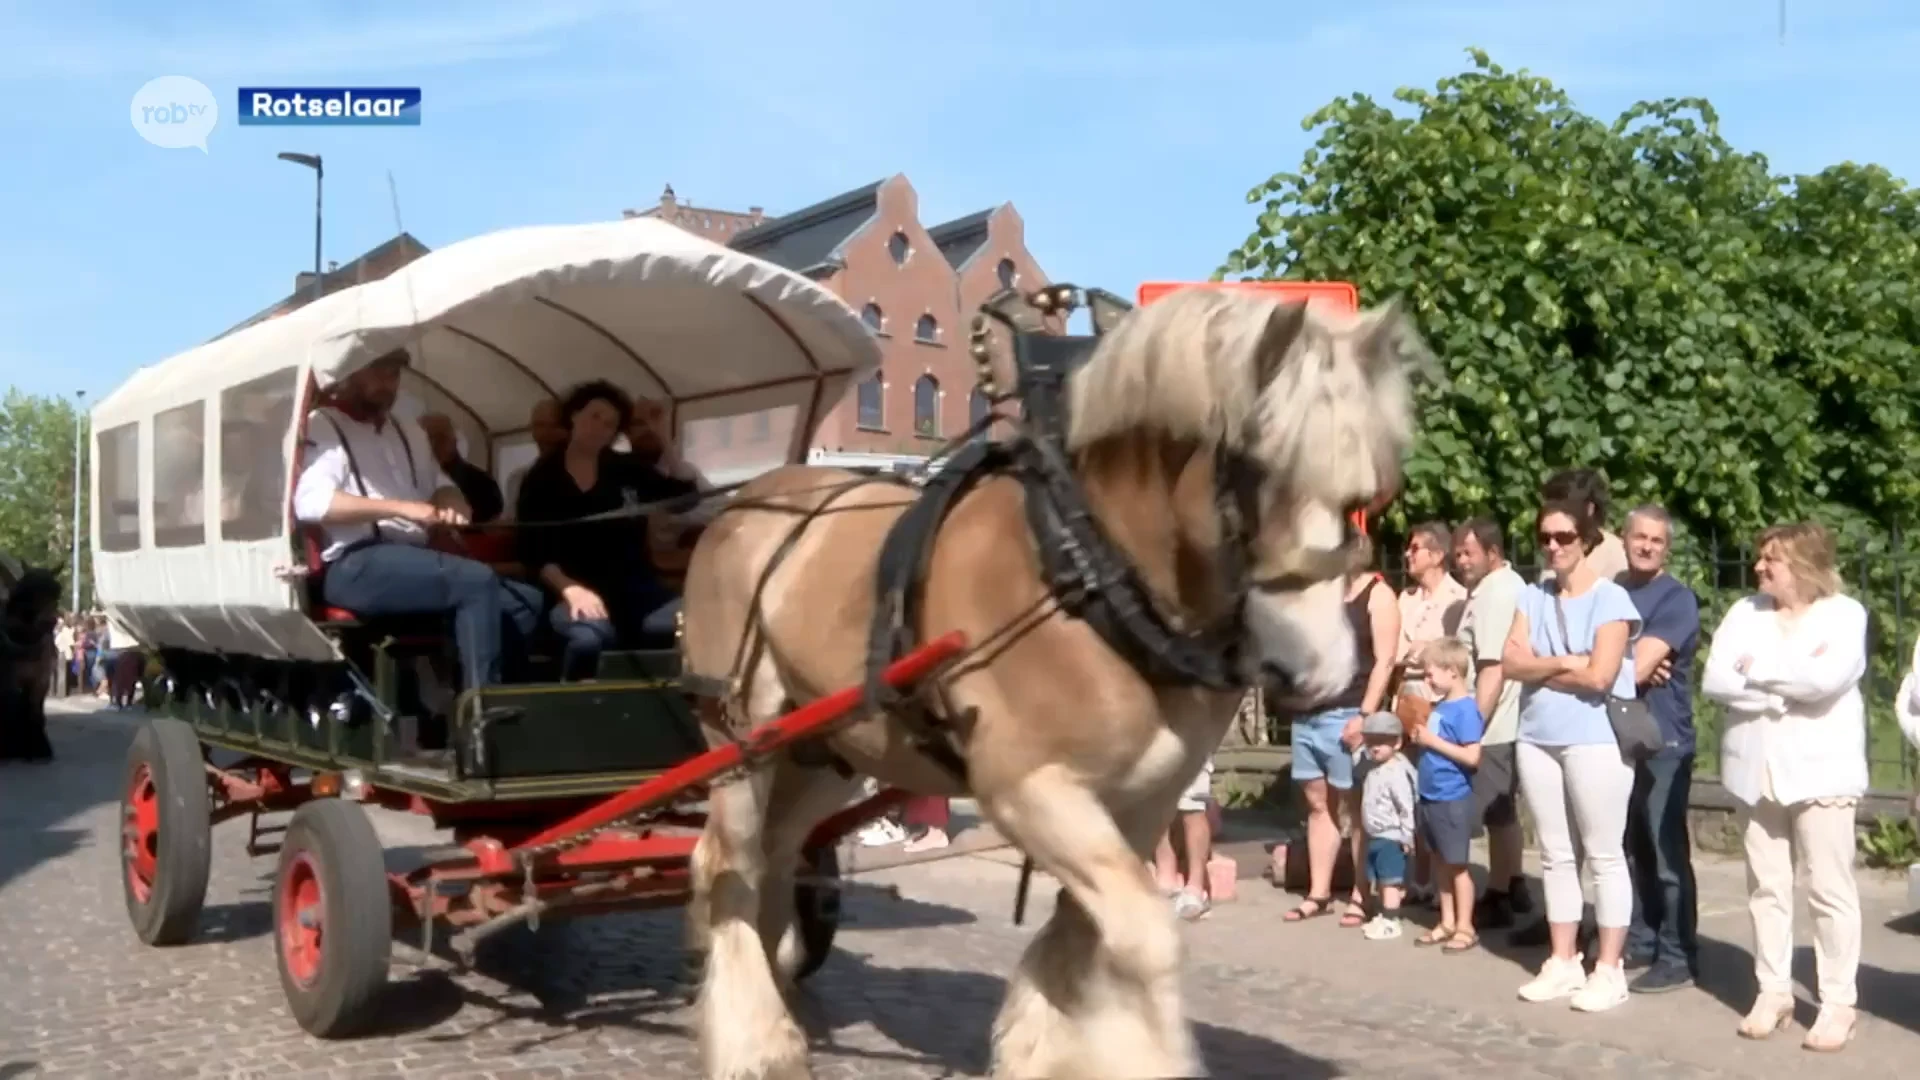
[1064,289,1288,454]
[1064,290,1420,513]
[1249,302,1419,511]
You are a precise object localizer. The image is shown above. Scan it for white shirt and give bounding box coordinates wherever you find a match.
[1896,635,1920,754]
[292,407,452,562]
[1701,593,1868,807]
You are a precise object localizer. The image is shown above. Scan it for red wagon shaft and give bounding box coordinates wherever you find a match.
[512,631,970,853]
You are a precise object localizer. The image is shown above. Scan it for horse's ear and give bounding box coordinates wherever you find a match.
[1361,295,1429,376]
[1254,300,1310,387]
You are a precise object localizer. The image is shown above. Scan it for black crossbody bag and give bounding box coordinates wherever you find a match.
[1550,584,1662,761]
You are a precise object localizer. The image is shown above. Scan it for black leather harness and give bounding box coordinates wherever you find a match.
[859,309,1276,785]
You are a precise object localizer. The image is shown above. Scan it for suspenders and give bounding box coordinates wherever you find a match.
[320,411,420,544]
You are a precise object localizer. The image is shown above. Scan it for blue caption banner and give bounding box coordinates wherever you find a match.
[236,87,422,126]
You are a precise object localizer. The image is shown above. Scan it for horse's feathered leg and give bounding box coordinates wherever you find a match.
[986,765,1200,1080]
[756,758,861,985]
[696,652,813,1080]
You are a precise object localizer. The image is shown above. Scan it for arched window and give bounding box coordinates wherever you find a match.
[888,230,911,265]
[914,314,939,343]
[969,387,992,429]
[861,303,884,333]
[913,375,940,437]
[856,372,885,430]
[997,258,1018,290]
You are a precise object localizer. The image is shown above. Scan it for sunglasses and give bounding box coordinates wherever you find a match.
[1537,529,1581,549]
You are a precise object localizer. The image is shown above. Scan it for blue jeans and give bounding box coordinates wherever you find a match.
[1626,752,1699,972]
[1290,706,1360,790]
[549,576,680,681]
[323,543,543,690]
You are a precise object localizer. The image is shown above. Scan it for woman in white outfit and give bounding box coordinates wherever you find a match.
[1898,634,1920,755]
[1501,499,1642,1013]
[1701,521,1866,1052]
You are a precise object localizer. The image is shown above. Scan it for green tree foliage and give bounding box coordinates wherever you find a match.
[0,390,90,607]
[1222,49,1920,784]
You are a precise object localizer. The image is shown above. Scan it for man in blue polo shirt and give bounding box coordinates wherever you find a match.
[1616,504,1702,993]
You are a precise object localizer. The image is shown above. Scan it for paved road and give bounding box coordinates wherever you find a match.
[3,702,1919,1079]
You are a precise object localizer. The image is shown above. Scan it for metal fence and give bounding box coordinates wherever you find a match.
[1349,532,1920,793]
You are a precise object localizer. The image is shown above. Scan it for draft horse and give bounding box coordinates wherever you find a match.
[0,556,64,763]
[679,286,1424,1079]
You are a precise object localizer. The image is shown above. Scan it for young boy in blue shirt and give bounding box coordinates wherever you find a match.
[1409,638,1487,952]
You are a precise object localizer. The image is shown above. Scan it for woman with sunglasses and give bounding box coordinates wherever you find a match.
[1500,498,1642,1013]
[1702,522,1865,1052]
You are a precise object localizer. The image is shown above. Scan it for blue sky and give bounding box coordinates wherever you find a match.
[2,0,1914,407]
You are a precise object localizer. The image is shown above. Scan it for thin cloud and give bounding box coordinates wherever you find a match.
[0,1,633,81]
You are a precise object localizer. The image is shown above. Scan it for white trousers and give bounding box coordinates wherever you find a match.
[1517,741,1635,928]
[1743,796,1861,1006]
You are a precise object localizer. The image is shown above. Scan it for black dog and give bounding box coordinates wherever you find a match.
[0,567,63,763]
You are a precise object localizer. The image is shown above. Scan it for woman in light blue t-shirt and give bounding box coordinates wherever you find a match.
[1500,499,1642,1013]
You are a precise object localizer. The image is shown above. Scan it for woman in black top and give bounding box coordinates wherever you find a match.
[515,381,698,679]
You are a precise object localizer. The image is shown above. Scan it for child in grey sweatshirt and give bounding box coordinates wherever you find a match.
[1358,710,1418,940]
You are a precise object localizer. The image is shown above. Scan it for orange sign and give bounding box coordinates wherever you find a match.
[1136,279,1358,313]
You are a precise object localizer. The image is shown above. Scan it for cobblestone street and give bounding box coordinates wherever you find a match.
[4,702,1920,1078]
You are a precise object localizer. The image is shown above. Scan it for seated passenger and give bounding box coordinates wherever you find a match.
[517,381,699,680]
[503,397,568,519]
[419,412,505,524]
[291,349,544,691]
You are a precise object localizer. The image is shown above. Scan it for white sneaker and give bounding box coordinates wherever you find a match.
[1172,889,1211,921]
[1570,961,1630,1013]
[1518,954,1588,1003]
[1361,915,1402,941]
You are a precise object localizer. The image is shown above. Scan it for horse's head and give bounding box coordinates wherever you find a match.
[1065,289,1421,708]
[6,565,65,641]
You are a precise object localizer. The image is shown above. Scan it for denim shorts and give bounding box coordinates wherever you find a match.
[1366,836,1409,886]
[1290,706,1360,790]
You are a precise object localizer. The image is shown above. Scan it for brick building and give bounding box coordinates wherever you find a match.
[626,174,1057,479]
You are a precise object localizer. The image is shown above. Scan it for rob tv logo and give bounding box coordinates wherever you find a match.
[130,75,219,152]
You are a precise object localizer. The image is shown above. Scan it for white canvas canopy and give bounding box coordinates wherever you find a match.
[89,216,883,661]
[94,216,880,438]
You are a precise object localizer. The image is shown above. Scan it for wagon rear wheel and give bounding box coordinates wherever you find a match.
[120,717,212,945]
[793,842,842,980]
[273,798,393,1038]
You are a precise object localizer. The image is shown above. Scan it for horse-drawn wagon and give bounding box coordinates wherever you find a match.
[94,216,965,1038]
[100,211,1424,1077]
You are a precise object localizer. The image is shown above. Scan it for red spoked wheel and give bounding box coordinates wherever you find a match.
[119,718,211,945]
[124,763,159,903]
[278,851,325,989]
[272,798,393,1039]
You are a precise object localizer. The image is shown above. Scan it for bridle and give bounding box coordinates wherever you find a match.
[971,285,1380,695]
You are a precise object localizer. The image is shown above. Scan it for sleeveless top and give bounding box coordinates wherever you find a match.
[1327,576,1383,710]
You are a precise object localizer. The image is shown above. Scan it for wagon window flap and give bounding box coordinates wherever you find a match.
[152,400,209,549]
[220,366,300,543]
[96,423,142,553]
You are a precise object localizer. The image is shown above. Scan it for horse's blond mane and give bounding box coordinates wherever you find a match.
[1063,288,1419,508]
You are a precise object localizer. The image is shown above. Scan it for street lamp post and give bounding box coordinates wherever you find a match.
[70,389,85,613]
[277,152,323,302]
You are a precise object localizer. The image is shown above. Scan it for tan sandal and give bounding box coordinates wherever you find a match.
[1415,924,1455,947]
[1738,992,1795,1040]
[1802,1005,1857,1052]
